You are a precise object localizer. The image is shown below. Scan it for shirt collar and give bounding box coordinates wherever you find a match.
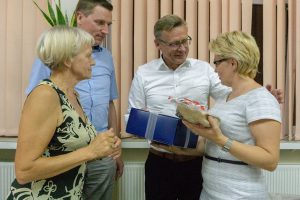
[92,45,102,52]
[158,56,191,71]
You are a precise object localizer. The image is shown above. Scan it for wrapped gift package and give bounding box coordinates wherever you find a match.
[126,108,198,148]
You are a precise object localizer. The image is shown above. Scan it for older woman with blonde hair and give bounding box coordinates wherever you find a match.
[183,31,282,199]
[6,26,121,200]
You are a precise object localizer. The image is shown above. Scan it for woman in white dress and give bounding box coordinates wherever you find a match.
[184,31,282,199]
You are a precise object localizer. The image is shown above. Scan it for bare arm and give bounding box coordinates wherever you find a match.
[183,116,281,171]
[228,119,280,171]
[108,100,119,137]
[15,86,120,184]
[108,100,124,179]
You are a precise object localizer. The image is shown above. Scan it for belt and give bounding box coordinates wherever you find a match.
[149,148,200,162]
[204,154,248,165]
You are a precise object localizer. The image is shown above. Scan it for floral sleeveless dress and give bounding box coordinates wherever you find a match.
[6,79,97,200]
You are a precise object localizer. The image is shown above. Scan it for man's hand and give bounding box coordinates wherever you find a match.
[151,138,205,156]
[266,84,284,104]
[115,157,124,180]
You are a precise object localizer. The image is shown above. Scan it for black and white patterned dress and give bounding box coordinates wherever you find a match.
[7,79,97,200]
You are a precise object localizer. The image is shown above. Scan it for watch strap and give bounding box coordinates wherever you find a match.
[222,138,233,152]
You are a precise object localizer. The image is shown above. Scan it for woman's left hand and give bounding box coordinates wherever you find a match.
[183,116,224,143]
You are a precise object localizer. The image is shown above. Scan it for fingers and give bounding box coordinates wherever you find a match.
[115,169,123,180]
[271,89,284,104]
[265,84,285,104]
[265,84,272,91]
[116,169,123,179]
[207,116,219,129]
[183,117,221,141]
[99,130,118,145]
[113,136,121,147]
[276,89,284,104]
[115,158,124,179]
[182,120,193,129]
[152,143,169,151]
[109,137,122,158]
[151,143,160,149]
[109,137,121,151]
[182,120,203,135]
[104,128,115,136]
[154,144,182,154]
[141,107,148,111]
[89,131,122,160]
[110,148,122,160]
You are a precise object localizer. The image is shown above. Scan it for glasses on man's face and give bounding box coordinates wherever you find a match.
[213,58,229,65]
[158,35,192,49]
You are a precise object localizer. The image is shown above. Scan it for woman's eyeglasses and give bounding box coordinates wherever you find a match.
[213,58,229,65]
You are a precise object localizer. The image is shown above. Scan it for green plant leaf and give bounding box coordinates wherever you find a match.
[47,0,57,25]
[70,12,77,27]
[33,0,54,26]
[33,0,75,26]
[65,13,69,25]
[55,3,66,25]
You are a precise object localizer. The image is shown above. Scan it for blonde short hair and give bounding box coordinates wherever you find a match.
[209,31,260,79]
[36,26,94,70]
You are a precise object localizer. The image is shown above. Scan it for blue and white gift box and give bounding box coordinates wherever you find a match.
[126,108,198,148]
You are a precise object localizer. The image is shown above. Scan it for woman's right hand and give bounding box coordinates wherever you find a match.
[86,128,122,160]
[183,116,224,143]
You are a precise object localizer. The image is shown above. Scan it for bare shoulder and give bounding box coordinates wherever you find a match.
[17,84,62,146]
[16,85,63,165]
[23,84,60,114]
[28,84,57,98]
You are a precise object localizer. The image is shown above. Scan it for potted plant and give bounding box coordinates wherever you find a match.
[33,0,76,26]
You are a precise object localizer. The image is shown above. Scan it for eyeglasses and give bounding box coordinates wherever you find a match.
[158,35,192,49]
[213,58,229,65]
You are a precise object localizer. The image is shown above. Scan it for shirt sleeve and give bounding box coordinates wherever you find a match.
[246,90,282,123]
[109,60,118,101]
[124,69,146,124]
[25,59,51,95]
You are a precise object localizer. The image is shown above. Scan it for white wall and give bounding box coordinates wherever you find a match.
[53,0,78,18]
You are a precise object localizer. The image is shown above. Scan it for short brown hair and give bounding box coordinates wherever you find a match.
[75,0,113,16]
[154,14,186,39]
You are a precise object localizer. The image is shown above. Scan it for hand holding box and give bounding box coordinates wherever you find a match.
[176,102,210,127]
[126,108,198,148]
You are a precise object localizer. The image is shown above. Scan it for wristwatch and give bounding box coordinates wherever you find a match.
[222,138,233,152]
